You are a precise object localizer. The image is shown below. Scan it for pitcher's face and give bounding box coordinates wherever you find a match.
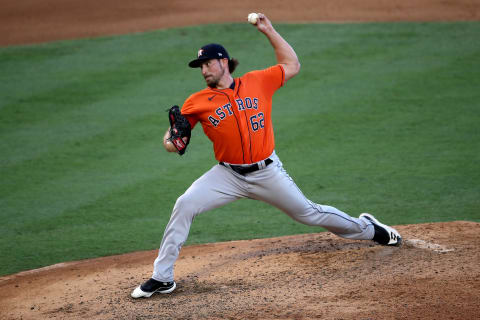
[200,59,227,88]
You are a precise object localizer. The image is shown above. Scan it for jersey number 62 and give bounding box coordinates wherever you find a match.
[250,112,265,131]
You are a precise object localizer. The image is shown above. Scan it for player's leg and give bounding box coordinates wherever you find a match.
[248,153,373,240]
[132,164,249,298]
[152,164,248,282]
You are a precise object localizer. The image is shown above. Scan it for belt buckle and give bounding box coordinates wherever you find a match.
[221,158,272,175]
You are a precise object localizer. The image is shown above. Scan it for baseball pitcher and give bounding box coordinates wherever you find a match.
[132,13,401,298]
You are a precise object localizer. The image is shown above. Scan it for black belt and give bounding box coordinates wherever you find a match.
[220,158,273,175]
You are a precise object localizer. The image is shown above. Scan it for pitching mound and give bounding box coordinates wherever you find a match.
[1,221,479,319]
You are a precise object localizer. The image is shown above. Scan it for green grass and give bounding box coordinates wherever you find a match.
[1,22,479,276]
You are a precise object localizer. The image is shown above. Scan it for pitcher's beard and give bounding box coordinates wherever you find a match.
[206,77,218,88]
[204,65,225,88]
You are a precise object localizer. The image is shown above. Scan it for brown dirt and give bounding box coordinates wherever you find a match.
[1,0,479,46]
[1,1,480,319]
[1,222,479,319]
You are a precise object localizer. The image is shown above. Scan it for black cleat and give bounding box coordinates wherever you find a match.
[360,213,402,246]
[131,278,176,298]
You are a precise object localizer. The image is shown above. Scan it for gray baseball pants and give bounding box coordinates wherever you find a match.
[152,151,374,282]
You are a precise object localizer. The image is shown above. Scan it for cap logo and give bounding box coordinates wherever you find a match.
[218,53,223,57]
[197,49,204,58]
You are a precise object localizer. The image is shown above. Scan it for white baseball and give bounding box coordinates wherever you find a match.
[247,13,259,25]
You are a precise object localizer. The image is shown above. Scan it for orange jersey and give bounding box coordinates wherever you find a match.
[181,64,285,164]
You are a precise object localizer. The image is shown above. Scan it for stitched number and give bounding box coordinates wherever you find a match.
[250,112,265,131]
[258,112,265,129]
[250,114,259,131]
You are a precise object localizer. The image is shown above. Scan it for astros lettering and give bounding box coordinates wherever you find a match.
[208,97,259,127]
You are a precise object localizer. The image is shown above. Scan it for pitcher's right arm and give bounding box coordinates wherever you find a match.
[254,14,301,82]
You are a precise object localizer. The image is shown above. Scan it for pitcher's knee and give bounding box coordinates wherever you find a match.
[172,193,201,219]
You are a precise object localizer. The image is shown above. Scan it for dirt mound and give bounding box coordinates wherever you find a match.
[1,221,479,319]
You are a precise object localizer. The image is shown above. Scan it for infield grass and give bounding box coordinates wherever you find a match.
[1,22,479,276]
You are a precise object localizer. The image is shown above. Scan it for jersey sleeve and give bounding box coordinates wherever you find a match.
[180,96,198,129]
[254,64,285,96]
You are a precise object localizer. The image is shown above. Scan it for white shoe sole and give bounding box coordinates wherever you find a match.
[131,281,176,298]
[360,213,402,246]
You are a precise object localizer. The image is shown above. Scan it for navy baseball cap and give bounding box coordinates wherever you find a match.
[188,43,230,68]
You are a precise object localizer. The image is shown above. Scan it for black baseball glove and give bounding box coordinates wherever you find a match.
[167,105,191,155]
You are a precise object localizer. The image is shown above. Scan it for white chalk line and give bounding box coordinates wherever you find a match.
[404,239,454,253]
